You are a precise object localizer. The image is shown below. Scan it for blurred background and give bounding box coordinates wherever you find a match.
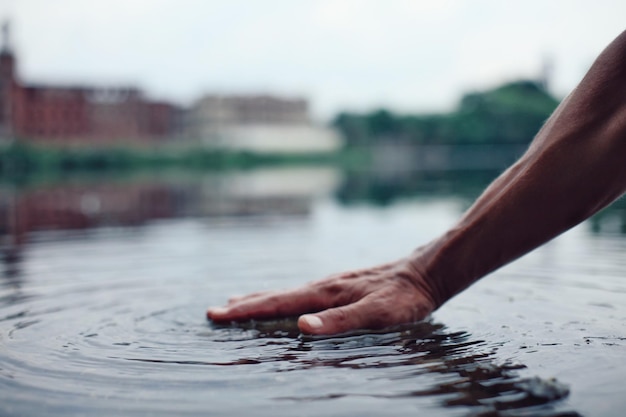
[0,0,625,258]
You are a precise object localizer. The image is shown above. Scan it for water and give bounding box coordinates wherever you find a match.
[1,167,625,416]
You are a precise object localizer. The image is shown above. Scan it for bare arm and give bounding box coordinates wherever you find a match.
[420,30,626,306]
[207,30,626,335]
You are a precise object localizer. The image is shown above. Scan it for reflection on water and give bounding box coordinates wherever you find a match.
[336,169,497,206]
[0,168,340,274]
[237,322,574,416]
[0,167,624,416]
[590,197,626,235]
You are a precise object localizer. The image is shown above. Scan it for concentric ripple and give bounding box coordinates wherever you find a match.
[2,191,626,416]
[0,240,578,417]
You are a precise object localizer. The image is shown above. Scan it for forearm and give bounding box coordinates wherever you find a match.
[415,30,626,307]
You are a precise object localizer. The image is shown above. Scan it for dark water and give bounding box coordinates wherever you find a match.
[1,168,625,416]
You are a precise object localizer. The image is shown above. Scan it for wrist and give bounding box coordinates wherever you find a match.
[401,248,444,312]
[406,235,466,310]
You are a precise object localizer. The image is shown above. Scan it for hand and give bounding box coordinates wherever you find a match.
[206,257,437,335]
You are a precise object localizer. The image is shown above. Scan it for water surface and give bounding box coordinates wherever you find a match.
[1,168,625,416]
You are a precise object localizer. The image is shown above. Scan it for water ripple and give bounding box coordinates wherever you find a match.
[3,200,624,416]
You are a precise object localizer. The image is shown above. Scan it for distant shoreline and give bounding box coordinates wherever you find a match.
[0,141,351,179]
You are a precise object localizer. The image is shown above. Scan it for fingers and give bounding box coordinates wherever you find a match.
[207,285,335,323]
[212,263,402,321]
[297,294,407,335]
[207,259,434,335]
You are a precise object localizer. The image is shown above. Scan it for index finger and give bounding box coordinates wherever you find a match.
[206,285,334,323]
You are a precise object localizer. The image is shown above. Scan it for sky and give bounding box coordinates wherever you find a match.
[1,0,625,121]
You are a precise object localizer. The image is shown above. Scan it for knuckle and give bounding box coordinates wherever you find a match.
[315,280,355,305]
[322,282,345,298]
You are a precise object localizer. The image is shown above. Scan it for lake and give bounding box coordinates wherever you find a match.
[1,166,625,416]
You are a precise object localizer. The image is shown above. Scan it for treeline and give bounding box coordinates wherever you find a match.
[333,80,560,146]
[0,142,343,177]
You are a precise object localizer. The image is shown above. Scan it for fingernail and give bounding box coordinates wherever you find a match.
[301,315,323,329]
[208,307,228,316]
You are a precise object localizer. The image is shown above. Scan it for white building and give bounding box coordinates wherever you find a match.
[186,94,341,153]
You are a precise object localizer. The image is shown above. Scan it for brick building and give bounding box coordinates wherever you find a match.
[0,23,182,145]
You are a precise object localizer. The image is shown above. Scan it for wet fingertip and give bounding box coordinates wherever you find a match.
[299,315,324,332]
[206,307,228,318]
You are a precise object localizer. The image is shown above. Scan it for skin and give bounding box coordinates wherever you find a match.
[207,30,626,335]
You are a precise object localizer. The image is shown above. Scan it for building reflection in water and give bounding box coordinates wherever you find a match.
[198,167,339,217]
[0,167,341,282]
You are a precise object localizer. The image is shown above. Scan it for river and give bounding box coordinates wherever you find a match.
[1,167,625,416]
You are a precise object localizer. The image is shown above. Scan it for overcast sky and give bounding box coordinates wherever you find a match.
[1,0,625,121]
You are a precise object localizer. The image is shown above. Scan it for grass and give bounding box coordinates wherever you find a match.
[0,141,364,182]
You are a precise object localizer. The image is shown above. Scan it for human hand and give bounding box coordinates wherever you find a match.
[206,257,437,335]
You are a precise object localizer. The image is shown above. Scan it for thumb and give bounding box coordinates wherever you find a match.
[298,299,373,335]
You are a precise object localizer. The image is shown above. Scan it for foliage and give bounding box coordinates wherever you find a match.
[0,142,344,179]
[333,80,560,146]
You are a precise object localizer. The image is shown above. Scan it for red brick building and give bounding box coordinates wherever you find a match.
[0,23,182,145]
